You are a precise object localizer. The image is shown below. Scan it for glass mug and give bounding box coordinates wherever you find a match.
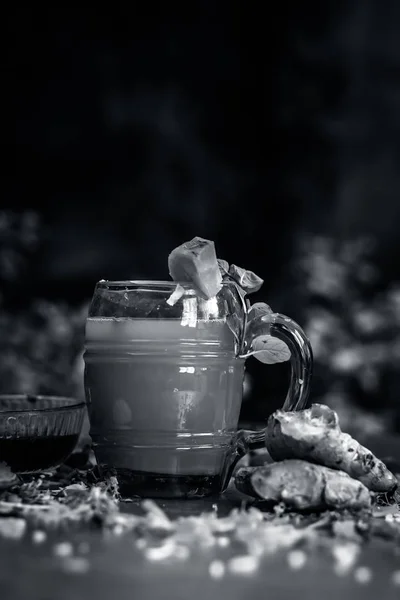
[84,280,312,498]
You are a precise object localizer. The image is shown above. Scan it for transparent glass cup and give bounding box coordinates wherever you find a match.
[84,280,312,498]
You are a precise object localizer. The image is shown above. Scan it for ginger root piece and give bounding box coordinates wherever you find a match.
[235,460,371,511]
[168,237,222,299]
[266,404,397,493]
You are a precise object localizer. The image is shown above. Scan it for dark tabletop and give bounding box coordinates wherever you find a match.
[0,433,399,600]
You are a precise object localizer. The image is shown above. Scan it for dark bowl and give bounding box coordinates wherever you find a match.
[0,395,86,473]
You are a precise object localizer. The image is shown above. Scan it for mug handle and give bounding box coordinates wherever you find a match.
[233,312,313,456]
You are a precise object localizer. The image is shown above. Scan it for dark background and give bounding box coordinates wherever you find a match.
[5,3,400,432]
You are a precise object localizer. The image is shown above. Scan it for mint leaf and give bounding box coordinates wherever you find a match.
[228,265,263,294]
[248,302,273,320]
[246,335,291,364]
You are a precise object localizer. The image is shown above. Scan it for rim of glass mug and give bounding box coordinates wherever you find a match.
[95,279,240,292]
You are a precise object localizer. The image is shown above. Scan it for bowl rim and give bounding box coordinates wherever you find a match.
[0,394,86,415]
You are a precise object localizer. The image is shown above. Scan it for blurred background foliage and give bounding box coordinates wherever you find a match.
[0,212,86,401]
[6,3,400,434]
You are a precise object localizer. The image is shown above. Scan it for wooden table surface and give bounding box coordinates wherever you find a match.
[0,434,399,600]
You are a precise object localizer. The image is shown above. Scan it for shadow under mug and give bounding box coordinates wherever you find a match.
[84,280,313,498]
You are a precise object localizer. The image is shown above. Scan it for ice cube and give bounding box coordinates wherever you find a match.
[168,237,223,299]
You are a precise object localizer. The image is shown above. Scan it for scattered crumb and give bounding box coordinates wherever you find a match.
[61,556,90,574]
[227,555,259,575]
[273,503,286,517]
[197,532,217,549]
[64,483,87,493]
[332,542,360,577]
[135,538,146,550]
[209,560,225,579]
[53,542,73,558]
[217,536,230,548]
[354,566,372,585]
[332,519,361,542]
[385,514,400,523]
[144,539,177,561]
[0,517,26,540]
[112,524,124,536]
[105,512,141,534]
[32,530,47,544]
[287,550,307,570]
[141,499,173,532]
[391,570,400,586]
[209,516,236,533]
